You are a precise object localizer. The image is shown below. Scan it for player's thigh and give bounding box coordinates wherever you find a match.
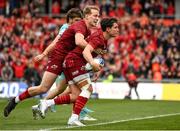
[76,77,93,92]
[40,71,58,89]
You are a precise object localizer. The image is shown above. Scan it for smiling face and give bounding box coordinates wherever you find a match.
[83,6,100,28]
[86,9,100,27]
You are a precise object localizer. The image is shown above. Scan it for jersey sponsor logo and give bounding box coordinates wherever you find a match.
[72,70,79,76]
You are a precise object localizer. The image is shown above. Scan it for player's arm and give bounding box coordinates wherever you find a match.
[34,35,60,62]
[34,24,68,62]
[75,33,88,48]
[92,69,103,82]
[82,44,102,72]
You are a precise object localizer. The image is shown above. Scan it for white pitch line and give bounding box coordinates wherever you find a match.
[44,112,180,130]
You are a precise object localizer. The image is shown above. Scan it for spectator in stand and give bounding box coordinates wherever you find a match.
[140,13,149,27]
[109,6,116,17]
[152,57,162,82]
[12,59,26,80]
[131,0,142,16]
[124,62,139,99]
[52,1,60,14]
[116,3,125,17]
[100,0,110,16]
[80,0,96,10]
[33,0,46,14]
[24,62,41,87]
[0,0,6,15]
[1,62,14,81]
[125,0,133,14]
[152,0,163,16]
[166,2,175,18]
[66,0,76,11]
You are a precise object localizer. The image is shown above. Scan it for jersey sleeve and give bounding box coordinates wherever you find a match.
[58,24,69,36]
[88,36,103,50]
[73,22,87,35]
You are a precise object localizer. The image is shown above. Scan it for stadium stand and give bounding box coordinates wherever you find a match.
[0,0,179,81]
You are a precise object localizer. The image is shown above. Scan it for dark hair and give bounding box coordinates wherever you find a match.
[83,5,99,16]
[100,18,118,31]
[66,8,83,23]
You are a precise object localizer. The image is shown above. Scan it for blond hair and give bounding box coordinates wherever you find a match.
[83,5,100,16]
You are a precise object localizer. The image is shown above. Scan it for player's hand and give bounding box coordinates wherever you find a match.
[92,70,102,82]
[34,54,45,63]
[94,49,107,55]
[91,61,102,72]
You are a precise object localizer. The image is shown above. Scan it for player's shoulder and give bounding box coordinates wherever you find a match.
[96,28,103,34]
[60,23,69,30]
[71,20,85,27]
[58,23,69,35]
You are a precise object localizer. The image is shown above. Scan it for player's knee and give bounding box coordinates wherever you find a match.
[73,89,80,97]
[70,94,79,102]
[80,84,92,99]
[77,78,93,99]
[80,78,93,93]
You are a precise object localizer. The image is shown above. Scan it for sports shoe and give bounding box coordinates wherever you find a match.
[32,105,39,120]
[37,100,48,119]
[4,97,17,117]
[79,114,97,121]
[68,119,85,126]
[68,120,85,126]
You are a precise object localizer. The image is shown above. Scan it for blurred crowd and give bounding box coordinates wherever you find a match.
[0,0,179,82]
[0,0,175,17]
[102,16,180,81]
[0,16,62,82]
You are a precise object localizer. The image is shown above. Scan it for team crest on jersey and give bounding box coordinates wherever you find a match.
[50,64,58,70]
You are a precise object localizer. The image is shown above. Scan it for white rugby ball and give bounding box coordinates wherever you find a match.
[85,57,105,71]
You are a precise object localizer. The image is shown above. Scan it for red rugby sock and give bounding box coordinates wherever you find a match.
[54,94,70,104]
[19,90,31,101]
[73,96,88,115]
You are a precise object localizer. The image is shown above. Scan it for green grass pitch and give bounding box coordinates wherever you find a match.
[1,99,180,130]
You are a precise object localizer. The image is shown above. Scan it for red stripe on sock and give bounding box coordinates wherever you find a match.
[74,96,88,115]
[19,90,31,101]
[54,95,70,104]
